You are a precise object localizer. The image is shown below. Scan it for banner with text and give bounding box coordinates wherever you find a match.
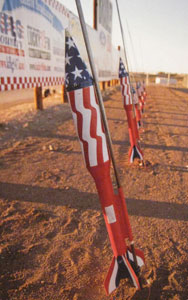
[0,0,119,91]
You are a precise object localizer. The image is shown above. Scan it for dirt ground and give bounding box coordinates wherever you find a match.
[0,85,188,300]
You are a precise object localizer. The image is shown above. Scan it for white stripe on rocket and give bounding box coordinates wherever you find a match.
[130,146,143,163]
[134,146,143,161]
[74,89,97,167]
[137,147,143,161]
[108,258,118,294]
[130,148,134,163]
[67,93,87,166]
[68,88,109,167]
[121,78,132,105]
[89,86,109,163]
[127,250,144,267]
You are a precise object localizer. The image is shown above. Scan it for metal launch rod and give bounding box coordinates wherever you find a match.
[126,18,146,94]
[75,0,121,189]
[115,0,136,117]
[125,18,141,84]
[116,0,144,153]
[115,0,143,286]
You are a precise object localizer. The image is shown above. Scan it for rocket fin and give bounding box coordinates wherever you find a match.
[104,255,140,295]
[127,247,145,268]
[129,145,143,163]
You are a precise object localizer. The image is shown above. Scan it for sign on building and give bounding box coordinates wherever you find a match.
[0,0,119,92]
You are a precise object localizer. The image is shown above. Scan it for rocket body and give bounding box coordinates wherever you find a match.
[65,32,144,295]
[119,59,143,163]
[67,84,144,294]
[68,85,127,256]
[125,105,136,147]
[139,95,145,114]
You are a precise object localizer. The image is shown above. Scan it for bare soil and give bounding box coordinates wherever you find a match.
[0,85,188,300]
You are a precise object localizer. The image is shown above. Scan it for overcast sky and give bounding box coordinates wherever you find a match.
[59,0,188,74]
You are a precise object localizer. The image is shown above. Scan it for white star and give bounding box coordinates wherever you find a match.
[71,66,83,80]
[65,75,69,83]
[65,53,72,65]
[66,37,75,49]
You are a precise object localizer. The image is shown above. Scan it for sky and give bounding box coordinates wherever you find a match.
[59,0,188,74]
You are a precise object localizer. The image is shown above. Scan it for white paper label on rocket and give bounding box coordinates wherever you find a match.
[105,205,116,224]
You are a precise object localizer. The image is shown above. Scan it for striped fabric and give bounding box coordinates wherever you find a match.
[120,76,132,106]
[119,58,132,106]
[67,86,109,168]
[65,31,109,168]
[131,86,139,105]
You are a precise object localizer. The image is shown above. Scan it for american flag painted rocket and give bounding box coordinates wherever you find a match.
[119,58,143,163]
[65,31,144,295]
[65,36,109,169]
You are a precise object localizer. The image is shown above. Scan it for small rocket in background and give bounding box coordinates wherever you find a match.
[119,58,143,163]
[132,86,142,129]
[136,81,145,114]
[65,31,144,295]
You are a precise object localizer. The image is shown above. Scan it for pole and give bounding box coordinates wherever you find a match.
[167,73,170,86]
[93,0,97,30]
[146,73,149,86]
[34,86,43,110]
[116,0,144,150]
[125,18,144,87]
[75,0,121,188]
[115,0,136,117]
[115,0,143,287]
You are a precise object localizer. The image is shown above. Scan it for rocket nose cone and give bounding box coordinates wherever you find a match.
[65,30,93,91]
